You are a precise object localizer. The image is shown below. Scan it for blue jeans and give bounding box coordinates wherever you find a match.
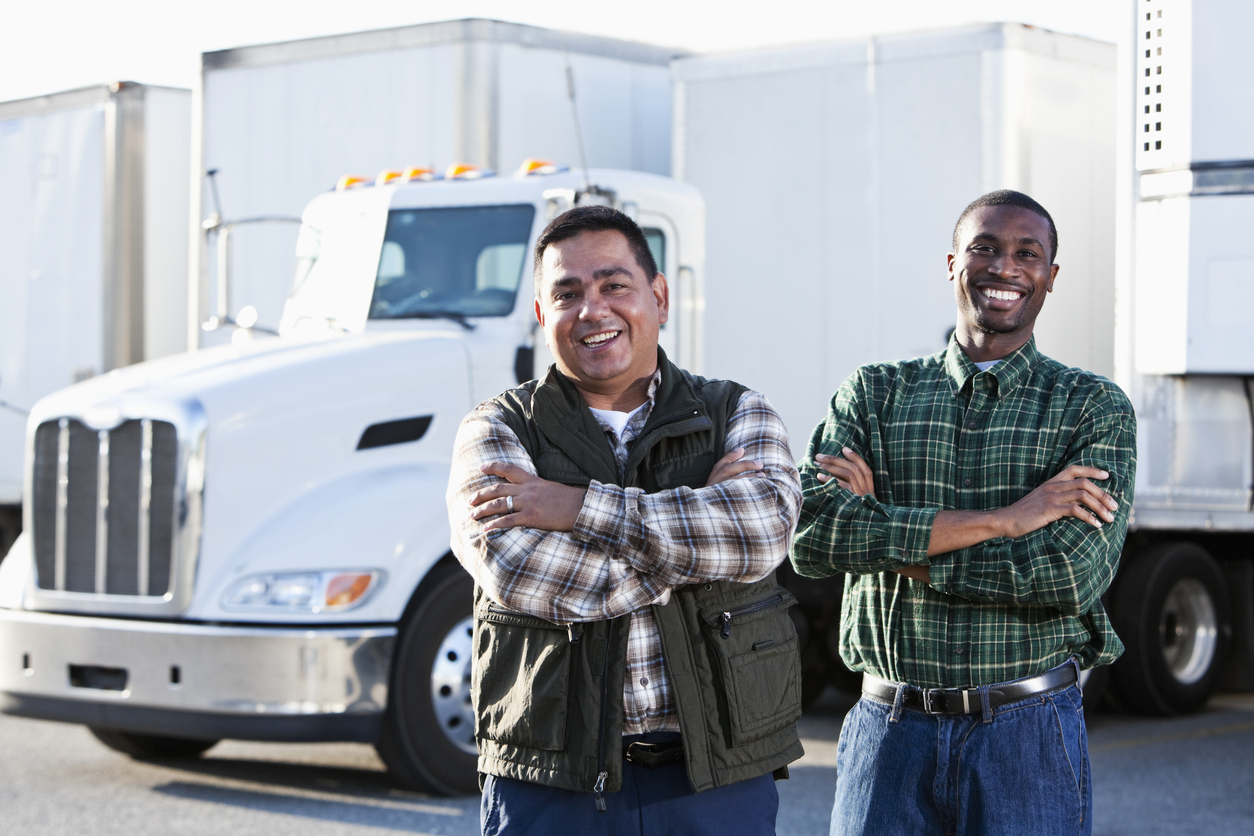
[481,735,779,836]
[831,683,1090,836]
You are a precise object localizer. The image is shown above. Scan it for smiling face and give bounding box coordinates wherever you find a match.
[534,229,669,411]
[948,204,1059,360]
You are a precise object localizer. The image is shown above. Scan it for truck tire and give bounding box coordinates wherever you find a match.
[1110,542,1228,715]
[375,559,479,795]
[89,728,218,759]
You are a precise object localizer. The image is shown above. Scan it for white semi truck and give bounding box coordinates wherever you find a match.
[0,164,702,794]
[0,83,191,559]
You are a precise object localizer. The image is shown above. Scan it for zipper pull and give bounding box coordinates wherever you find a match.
[568,623,583,644]
[594,771,608,812]
[721,611,732,639]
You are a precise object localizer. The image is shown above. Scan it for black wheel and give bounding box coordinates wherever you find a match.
[1110,542,1228,715]
[1077,665,1109,714]
[375,559,479,795]
[89,728,218,759]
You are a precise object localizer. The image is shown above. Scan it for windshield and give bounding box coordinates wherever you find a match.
[369,204,536,319]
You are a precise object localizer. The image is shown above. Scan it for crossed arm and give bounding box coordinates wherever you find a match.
[790,379,1136,615]
[446,391,802,624]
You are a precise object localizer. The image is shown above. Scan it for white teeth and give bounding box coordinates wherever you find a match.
[983,288,1022,301]
[583,331,619,346]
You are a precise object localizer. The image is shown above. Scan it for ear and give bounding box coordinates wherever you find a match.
[946,252,957,282]
[652,273,670,325]
[534,296,545,327]
[1047,263,1059,293]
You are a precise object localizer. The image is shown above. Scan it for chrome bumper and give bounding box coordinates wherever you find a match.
[0,608,395,742]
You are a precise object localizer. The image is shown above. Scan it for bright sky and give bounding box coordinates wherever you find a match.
[4,0,1129,103]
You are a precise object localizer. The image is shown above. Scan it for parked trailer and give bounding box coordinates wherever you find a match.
[192,18,681,348]
[672,22,1122,706]
[0,83,191,560]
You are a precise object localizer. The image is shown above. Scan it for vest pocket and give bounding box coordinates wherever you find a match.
[701,591,803,747]
[473,607,572,752]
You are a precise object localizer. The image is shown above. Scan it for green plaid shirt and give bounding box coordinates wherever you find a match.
[790,337,1136,689]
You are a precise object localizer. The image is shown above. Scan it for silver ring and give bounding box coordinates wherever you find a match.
[506,495,515,513]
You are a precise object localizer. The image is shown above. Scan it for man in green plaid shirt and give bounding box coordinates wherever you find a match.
[791,190,1135,836]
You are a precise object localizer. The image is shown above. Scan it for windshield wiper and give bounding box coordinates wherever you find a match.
[393,310,476,331]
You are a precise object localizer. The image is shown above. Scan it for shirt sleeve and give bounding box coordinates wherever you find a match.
[926,387,1137,616]
[447,401,672,625]
[789,370,938,578]
[568,390,802,586]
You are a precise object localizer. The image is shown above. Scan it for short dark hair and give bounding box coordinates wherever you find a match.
[533,205,658,288]
[952,190,1058,263]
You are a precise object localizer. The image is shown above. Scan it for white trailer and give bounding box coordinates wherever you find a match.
[0,83,191,559]
[193,18,680,348]
[672,23,1122,702]
[1108,0,1254,711]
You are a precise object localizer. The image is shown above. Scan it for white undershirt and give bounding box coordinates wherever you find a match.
[973,359,1002,372]
[589,403,646,441]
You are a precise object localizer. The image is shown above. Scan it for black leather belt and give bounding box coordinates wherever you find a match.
[862,661,1078,715]
[623,740,684,768]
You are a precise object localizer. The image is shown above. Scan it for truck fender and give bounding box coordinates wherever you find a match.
[193,463,455,623]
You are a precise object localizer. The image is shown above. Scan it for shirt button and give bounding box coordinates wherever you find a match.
[963,478,973,487]
[640,677,649,686]
[967,421,977,429]
[954,646,966,655]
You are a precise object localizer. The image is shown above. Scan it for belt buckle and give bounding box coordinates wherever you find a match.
[921,688,936,714]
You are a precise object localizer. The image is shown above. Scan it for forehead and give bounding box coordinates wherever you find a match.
[957,204,1050,246]
[538,229,640,285]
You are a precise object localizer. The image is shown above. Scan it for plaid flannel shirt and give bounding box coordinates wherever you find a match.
[790,338,1136,689]
[448,372,801,734]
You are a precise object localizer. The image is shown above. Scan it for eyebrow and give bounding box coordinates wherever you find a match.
[970,232,1046,250]
[550,266,634,289]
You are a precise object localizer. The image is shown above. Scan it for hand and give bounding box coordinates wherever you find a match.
[995,465,1119,539]
[470,462,587,533]
[814,448,876,499]
[706,448,763,486]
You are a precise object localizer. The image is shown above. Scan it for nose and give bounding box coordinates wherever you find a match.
[987,251,1020,279]
[579,288,611,320]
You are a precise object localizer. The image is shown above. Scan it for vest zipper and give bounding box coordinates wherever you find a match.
[593,618,613,812]
[718,593,786,639]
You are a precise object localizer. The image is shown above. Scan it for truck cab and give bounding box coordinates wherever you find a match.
[0,163,703,794]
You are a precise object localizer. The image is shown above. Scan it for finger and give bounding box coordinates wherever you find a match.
[471,495,514,521]
[717,460,762,479]
[1068,480,1118,520]
[469,484,509,507]
[480,461,534,484]
[1054,465,1109,483]
[817,460,857,478]
[1059,496,1104,528]
[840,447,871,470]
[714,448,747,469]
[836,479,853,491]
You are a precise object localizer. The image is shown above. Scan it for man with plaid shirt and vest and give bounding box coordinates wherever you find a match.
[448,205,803,835]
[791,190,1136,836]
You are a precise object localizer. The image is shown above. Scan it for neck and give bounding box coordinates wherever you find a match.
[573,372,655,412]
[954,325,1032,364]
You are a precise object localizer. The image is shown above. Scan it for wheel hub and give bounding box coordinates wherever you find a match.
[1158,578,1218,685]
[430,615,477,755]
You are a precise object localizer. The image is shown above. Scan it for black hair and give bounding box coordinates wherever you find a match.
[952,189,1058,263]
[532,205,658,285]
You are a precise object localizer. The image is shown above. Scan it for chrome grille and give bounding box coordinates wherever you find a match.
[31,418,179,597]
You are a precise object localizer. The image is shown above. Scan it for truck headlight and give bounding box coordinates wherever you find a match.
[223,570,384,612]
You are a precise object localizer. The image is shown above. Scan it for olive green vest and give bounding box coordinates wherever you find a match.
[472,351,804,795]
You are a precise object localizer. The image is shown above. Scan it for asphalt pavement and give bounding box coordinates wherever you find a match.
[2,688,1252,835]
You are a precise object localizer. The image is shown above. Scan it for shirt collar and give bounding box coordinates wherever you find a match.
[944,335,1039,399]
